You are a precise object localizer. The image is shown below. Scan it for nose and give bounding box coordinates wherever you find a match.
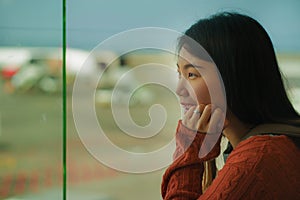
[176,77,189,97]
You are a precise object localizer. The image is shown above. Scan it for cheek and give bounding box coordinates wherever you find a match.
[193,81,211,104]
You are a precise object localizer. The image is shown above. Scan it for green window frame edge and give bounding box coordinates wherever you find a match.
[62,0,67,199]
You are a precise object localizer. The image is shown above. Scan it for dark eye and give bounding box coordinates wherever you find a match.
[188,72,197,79]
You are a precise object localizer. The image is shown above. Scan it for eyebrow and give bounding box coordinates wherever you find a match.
[176,63,204,70]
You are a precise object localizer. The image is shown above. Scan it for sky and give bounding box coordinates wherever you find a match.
[0,0,299,52]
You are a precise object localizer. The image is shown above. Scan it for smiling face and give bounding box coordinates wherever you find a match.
[176,47,214,113]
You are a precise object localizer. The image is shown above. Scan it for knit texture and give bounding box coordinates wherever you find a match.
[161,121,300,199]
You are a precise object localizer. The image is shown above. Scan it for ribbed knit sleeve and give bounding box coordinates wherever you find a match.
[161,120,221,199]
[161,122,300,200]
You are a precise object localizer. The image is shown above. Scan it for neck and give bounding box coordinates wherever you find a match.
[223,114,254,148]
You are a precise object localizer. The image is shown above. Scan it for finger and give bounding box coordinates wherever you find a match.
[182,105,196,126]
[186,105,201,130]
[197,104,212,132]
[199,104,206,111]
[198,104,206,114]
[190,105,202,120]
[198,104,212,126]
[207,107,223,134]
[185,105,196,119]
[192,103,206,116]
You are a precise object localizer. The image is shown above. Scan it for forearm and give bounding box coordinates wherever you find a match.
[161,121,221,200]
[162,159,204,199]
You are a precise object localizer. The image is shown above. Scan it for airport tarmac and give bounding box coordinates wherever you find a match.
[0,83,179,200]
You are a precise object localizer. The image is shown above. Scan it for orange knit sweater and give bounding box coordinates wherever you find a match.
[161,121,300,199]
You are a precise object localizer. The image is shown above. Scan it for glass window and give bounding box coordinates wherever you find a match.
[0,1,299,200]
[0,1,62,199]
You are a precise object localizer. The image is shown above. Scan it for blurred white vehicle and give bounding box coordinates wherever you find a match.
[0,47,98,93]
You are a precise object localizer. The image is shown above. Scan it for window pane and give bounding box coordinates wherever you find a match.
[67,1,300,199]
[0,1,62,199]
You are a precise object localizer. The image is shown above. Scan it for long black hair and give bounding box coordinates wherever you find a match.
[178,12,300,126]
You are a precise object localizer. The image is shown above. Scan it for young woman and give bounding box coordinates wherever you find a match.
[161,12,300,199]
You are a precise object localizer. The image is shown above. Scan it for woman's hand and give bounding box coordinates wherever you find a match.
[182,104,227,134]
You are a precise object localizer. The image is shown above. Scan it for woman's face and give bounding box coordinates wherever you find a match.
[176,48,214,114]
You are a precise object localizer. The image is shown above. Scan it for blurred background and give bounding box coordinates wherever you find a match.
[0,0,299,199]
